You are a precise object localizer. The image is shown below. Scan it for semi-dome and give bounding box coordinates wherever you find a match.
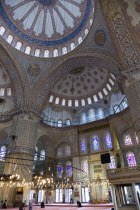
[0,0,94,57]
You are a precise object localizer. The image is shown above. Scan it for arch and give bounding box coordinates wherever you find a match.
[6,35,13,44]
[15,41,22,50]
[53,49,58,57]
[104,132,112,148]
[0,26,5,35]
[25,46,31,54]
[35,49,40,57]
[57,142,72,157]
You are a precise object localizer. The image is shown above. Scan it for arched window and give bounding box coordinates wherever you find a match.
[34,147,38,161]
[92,135,99,151]
[40,150,45,160]
[109,155,116,169]
[93,95,98,102]
[68,100,72,107]
[98,92,103,99]
[80,138,86,153]
[87,97,92,104]
[7,88,12,96]
[78,37,82,44]
[35,49,40,57]
[124,134,132,146]
[75,100,79,107]
[62,47,67,55]
[49,95,54,103]
[53,49,58,57]
[81,99,85,106]
[6,35,13,44]
[58,120,62,127]
[50,118,55,126]
[103,88,108,96]
[85,29,89,36]
[126,151,137,167]
[62,99,66,106]
[90,18,93,25]
[0,26,5,35]
[70,43,75,50]
[80,113,86,124]
[0,146,6,161]
[25,46,31,54]
[15,42,22,50]
[55,97,59,104]
[87,108,95,122]
[66,161,72,177]
[135,133,139,144]
[65,145,71,156]
[57,162,63,178]
[0,88,4,96]
[65,119,71,126]
[81,160,88,174]
[44,50,49,57]
[107,84,111,91]
[105,132,112,149]
[57,147,63,157]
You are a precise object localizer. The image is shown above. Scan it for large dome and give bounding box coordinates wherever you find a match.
[0,0,94,57]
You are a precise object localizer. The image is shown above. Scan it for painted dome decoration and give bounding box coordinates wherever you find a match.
[0,0,94,57]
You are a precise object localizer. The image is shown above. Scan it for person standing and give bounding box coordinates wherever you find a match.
[29,201,32,210]
[0,201,3,209]
[2,200,7,209]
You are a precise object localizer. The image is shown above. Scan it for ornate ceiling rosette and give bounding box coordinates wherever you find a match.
[0,0,94,57]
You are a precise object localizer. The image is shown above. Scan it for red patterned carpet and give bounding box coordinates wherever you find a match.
[7,204,114,210]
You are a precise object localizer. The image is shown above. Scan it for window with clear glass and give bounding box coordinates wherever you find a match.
[57,163,63,178]
[124,134,132,146]
[57,147,63,157]
[82,187,89,203]
[65,188,72,202]
[81,160,88,174]
[56,188,63,202]
[135,133,139,144]
[98,108,104,119]
[40,150,45,160]
[109,155,116,169]
[7,88,12,96]
[105,132,112,149]
[0,88,4,96]
[58,120,62,127]
[65,119,71,126]
[126,151,137,167]
[92,136,99,151]
[66,161,72,177]
[34,146,38,161]
[80,138,86,153]
[80,113,86,124]
[87,109,95,122]
[65,145,71,156]
[0,146,6,161]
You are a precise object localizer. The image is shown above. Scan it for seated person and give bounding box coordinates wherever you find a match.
[77,200,82,207]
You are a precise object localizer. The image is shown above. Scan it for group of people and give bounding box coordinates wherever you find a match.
[0,200,7,209]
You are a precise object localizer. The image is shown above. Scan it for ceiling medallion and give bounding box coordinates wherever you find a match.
[37,0,57,6]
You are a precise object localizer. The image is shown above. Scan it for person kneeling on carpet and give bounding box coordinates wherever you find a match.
[77,200,82,207]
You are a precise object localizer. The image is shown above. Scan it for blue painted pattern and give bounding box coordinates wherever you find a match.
[0,0,91,47]
[38,0,56,6]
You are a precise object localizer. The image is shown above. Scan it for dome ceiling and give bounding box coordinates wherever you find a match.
[48,56,117,107]
[0,0,94,57]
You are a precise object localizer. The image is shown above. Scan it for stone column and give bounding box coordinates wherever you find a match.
[2,113,40,206]
[123,74,140,139]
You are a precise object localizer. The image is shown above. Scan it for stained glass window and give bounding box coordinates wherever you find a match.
[40,150,45,160]
[126,151,137,167]
[65,145,71,156]
[124,134,132,146]
[81,160,88,174]
[109,155,116,169]
[0,146,6,161]
[66,161,72,177]
[92,135,99,151]
[57,162,63,178]
[105,132,112,148]
[135,133,139,144]
[81,138,86,153]
[34,146,38,161]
